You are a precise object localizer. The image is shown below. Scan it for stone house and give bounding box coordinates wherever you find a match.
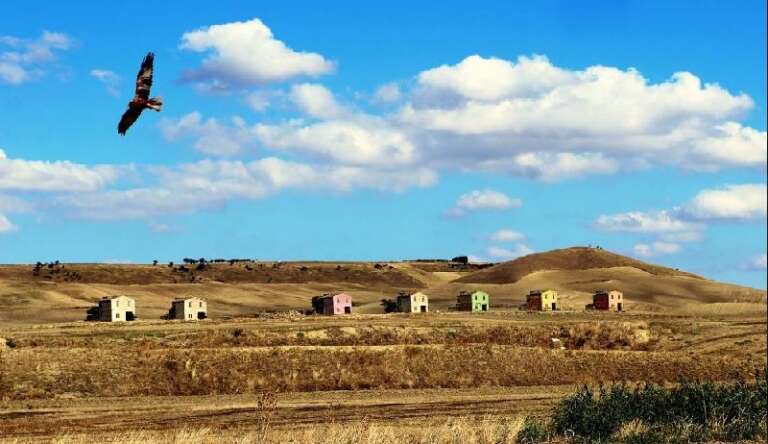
[526,289,558,311]
[95,295,136,322]
[169,297,208,320]
[396,291,429,313]
[313,292,352,315]
[456,290,490,312]
[592,290,624,311]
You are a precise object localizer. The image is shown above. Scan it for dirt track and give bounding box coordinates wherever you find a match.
[0,386,569,438]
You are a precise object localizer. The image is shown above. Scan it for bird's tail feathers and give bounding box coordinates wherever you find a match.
[148,96,163,111]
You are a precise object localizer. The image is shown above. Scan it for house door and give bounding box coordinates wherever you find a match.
[551,303,556,311]
[617,303,622,312]
[344,306,351,314]
[481,304,488,311]
[420,306,426,313]
[125,311,135,321]
[198,312,207,320]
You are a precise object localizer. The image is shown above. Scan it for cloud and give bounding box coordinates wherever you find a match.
[445,189,521,217]
[594,210,701,234]
[59,157,437,220]
[490,229,525,242]
[747,253,767,271]
[255,118,417,166]
[486,244,534,260]
[148,222,177,234]
[290,83,346,119]
[89,69,120,96]
[476,152,619,182]
[160,112,256,156]
[416,54,574,101]
[595,183,767,258]
[373,83,402,103]
[166,53,765,184]
[179,18,333,86]
[244,90,273,112]
[682,184,767,221]
[399,55,764,175]
[0,148,119,192]
[0,193,32,214]
[0,31,72,84]
[0,214,16,233]
[633,241,681,257]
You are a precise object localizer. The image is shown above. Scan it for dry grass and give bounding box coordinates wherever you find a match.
[5,321,658,351]
[1,342,759,400]
[0,416,526,444]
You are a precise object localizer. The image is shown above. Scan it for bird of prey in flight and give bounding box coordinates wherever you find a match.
[117,52,163,135]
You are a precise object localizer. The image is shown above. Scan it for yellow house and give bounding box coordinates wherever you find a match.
[396,291,429,313]
[526,289,558,311]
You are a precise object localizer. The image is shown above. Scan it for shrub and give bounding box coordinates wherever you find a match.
[551,371,768,442]
[516,417,551,443]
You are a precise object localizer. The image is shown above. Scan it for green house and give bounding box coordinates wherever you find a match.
[456,290,489,312]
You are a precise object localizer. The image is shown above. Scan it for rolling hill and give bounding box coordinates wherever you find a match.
[0,248,764,325]
[456,247,701,284]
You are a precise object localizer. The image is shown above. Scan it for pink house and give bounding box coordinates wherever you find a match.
[321,292,352,315]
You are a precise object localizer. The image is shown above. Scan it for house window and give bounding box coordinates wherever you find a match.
[116,313,120,318]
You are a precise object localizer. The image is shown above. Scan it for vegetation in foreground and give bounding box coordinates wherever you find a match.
[3,376,766,443]
[518,373,768,443]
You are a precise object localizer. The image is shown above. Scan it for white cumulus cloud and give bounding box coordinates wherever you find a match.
[400,55,764,175]
[682,184,767,221]
[490,229,525,242]
[290,83,347,119]
[255,118,416,166]
[445,189,521,217]
[633,241,682,257]
[160,112,256,156]
[486,244,534,260]
[373,83,402,103]
[59,157,437,220]
[0,148,119,192]
[180,18,334,86]
[89,69,120,96]
[594,210,701,233]
[0,31,72,84]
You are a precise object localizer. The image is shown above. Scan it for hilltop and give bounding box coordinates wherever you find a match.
[456,247,701,284]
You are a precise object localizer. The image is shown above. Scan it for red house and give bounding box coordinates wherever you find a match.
[592,290,624,311]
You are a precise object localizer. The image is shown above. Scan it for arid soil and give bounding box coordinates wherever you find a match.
[0,247,765,442]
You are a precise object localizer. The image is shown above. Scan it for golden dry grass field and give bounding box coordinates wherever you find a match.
[0,247,766,443]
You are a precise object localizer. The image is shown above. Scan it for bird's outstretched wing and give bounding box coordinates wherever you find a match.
[135,52,154,100]
[117,106,142,135]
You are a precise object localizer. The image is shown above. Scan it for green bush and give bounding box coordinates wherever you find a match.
[550,370,767,442]
[516,417,551,444]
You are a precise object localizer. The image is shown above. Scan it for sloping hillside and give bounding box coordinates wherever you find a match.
[456,247,701,284]
[0,261,426,287]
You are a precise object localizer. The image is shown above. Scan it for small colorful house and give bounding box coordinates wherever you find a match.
[592,290,624,311]
[96,295,136,322]
[314,292,352,315]
[526,289,558,311]
[456,290,489,312]
[396,291,429,313]
[169,297,208,320]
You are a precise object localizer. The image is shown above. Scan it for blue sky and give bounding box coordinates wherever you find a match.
[0,0,765,288]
